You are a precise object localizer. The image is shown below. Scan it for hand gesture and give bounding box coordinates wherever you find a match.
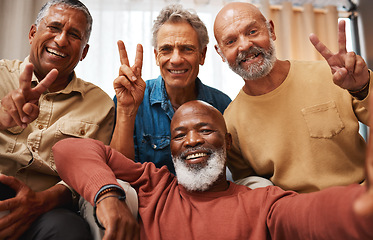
[0,64,58,129]
[96,194,140,240]
[0,175,47,239]
[113,41,146,116]
[309,20,369,91]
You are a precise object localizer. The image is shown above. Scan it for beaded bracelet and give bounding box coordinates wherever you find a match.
[93,194,126,230]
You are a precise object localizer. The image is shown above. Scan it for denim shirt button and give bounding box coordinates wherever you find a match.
[152,144,157,149]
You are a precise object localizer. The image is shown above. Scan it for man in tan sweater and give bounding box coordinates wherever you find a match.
[214,2,371,192]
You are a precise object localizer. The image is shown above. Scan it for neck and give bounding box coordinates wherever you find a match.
[166,85,197,111]
[242,60,290,96]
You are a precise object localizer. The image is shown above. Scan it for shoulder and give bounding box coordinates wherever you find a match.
[0,59,22,73]
[76,78,114,107]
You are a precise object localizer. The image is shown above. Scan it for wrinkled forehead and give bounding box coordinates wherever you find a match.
[214,3,266,38]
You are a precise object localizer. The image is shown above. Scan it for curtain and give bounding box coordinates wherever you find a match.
[0,0,341,100]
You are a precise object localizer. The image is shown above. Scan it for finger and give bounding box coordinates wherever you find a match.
[18,64,34,90]
[338,20,347,54]
[114,76,135,92]
[309,33,334,60]
[1,96,25,128]
[134,44,143,76]
[118,40,130,66]
[32,69,58,96]
[344,52,356,74]
[22,103,39,124]
[353,55,368,76]
[0,175,22,192]
[119,64,137,82]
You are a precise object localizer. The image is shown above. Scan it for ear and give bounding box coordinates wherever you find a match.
[199,47,207,65]
[225,133,232,151]
[80,44,89,61]
[29,24,37,45]
[154,49,160,66]
[214,44,226,62]
[268,20,276,41]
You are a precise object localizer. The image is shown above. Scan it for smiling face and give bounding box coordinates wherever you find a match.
[28,4,89,82]
[154,21,207,92]
[214,2,276,80]
[170,101,231,191]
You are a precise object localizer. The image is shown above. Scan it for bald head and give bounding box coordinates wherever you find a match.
[171,100,227,135]
[214,2,267,45]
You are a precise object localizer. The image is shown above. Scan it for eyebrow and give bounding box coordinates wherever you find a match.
[221,20,259,41]
[48,21,83,36]
[172,122,211,132]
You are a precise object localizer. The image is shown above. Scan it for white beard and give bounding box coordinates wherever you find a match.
[172,147,226,192]
[227,38,276,81]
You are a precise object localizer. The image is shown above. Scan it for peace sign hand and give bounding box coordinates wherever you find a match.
[113,40,146,116]
[309,20,369,91]
[0,64,58,129]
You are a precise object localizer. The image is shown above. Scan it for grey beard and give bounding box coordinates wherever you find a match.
[172,148,226,192]
[227,39,276,81]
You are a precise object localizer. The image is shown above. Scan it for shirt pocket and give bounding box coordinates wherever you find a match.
[142,134,170,150]
[57,120,99,139]
[301,101,345,138]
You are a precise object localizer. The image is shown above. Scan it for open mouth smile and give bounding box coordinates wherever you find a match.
[46,48,67,58]
[241,53,260,62]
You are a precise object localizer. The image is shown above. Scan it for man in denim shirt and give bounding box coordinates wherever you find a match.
[112,4,231,174]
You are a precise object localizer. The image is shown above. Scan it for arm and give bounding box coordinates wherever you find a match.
[309,20,370,100]
[0,175,72,239]
[110,41,145,159]
[53,138,141,239]
[268,90,373,239]
[0,64,57,129]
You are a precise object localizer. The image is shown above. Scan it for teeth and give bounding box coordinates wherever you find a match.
[242,53,259,62]
[186,152,207,160]
[46,48,66,58]
[170,69,187,74]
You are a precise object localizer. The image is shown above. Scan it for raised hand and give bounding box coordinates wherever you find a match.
[0,64,58,129]
[309,20,369,91]
[113,41,146,116]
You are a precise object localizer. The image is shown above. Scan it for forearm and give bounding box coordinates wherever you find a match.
[110,107,137,160]
[37,184,73,211]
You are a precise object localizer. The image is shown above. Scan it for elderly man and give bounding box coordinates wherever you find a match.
[111,4,231,175]
[213,2,371,193]
[54,99,373,239]
[0,0,114,239]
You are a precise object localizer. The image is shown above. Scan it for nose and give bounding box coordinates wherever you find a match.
[237,35,253,53]
[54,31,68,47]
[184,131,204,148]
[169,50,183,65]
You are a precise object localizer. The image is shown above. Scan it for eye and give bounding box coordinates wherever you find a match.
[248,29,257,35]
[173,133,186,140]
[200,129,213,135]
[48,26,60,32]
[225,39,236,46]
[69,32,82,40]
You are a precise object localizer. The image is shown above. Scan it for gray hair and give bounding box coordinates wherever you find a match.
[152,4,209,51]
[35,0,93,42]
